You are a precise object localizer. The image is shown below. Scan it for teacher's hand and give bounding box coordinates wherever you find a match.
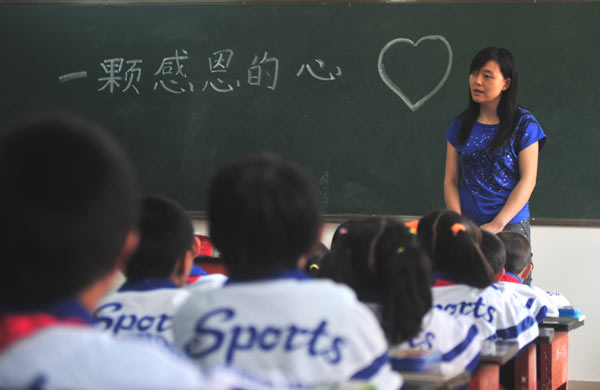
[480,221,504,234]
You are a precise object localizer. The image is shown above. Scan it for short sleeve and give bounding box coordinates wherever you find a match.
[445,117,462,149]
[515,112,546,153]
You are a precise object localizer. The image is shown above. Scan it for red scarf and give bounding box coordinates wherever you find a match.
[0,313,84,351]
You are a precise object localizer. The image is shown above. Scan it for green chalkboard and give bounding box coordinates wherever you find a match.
[1,2,600,219]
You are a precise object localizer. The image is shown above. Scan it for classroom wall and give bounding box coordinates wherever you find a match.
[192,220,598,382]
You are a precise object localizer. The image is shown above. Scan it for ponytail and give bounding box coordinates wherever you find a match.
[431,211,494,288]
[379,244,432,344]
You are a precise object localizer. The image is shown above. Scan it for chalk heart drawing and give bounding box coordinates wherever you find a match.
[378,35,453,112]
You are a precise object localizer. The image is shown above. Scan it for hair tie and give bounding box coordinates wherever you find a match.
[451,223,466,236]
[339,227,348,235]
[397,247,405,254]
[405,220,419,235]
[309,264,319,271]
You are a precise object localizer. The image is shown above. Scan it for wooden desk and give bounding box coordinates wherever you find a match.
[537,316,585,390]
[467,340,519,390]
[513,328,556,390]
[401,369,470,390]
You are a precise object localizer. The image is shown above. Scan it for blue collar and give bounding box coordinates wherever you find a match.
[226,269,310,285]
[118,278,178,292]
[0,299,92,325]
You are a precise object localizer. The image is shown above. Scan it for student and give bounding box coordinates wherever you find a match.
[443,47,546,285]
[497,232,566,316]
[480,230,548,323]
[185,235,229,290]
[94,195,198,346]
[479,229,506,282]
[0,113,204,389]
[319,217,483,374]
[418,210,539,349]
[173,154,402,390]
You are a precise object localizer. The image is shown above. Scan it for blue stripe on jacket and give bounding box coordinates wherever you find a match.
[441,323,479,362]
[351,352,390,380]
[495,315,537,339]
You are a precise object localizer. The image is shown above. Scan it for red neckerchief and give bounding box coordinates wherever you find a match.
[187,275,202,283]
[500,272,523,284]
[432,278,458,287]
[0,313,85,351]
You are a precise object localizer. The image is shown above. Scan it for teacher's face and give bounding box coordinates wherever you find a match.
[469,60,511,106]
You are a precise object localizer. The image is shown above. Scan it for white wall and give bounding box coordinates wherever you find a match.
[192,220,598,381]
[530,226,599,382]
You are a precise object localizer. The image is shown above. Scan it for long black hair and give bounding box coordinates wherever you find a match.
[319,218,432,344]
[420,210,494,288]
[458,47,521,152]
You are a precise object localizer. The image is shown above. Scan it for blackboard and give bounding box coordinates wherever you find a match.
[1,1,600,220]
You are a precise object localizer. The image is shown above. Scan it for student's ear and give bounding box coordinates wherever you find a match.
[519,263,533,281]
[503,78,512,91]
[114,230,140,272]
[192,235,201,258]
[494,268,505,283]
[172,250,195,287]
[297,255,308,270]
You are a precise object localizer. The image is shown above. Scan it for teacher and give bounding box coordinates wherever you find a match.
[443,47,546,244]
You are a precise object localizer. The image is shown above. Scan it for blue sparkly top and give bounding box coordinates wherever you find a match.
[445,108,546,226]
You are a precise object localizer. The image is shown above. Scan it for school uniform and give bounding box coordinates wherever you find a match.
[0,300,204,389]
[497,272,557,318]
[383,306,484,373]
[185,273,228,292]
[431,276,539,349]
[173,270,403,390]
[94,278,191,346]
[545,290,571,309]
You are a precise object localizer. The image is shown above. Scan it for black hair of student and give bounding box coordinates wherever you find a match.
[480,230,506,274]
[0,112,139,306]
[416,209,444,259]
[458,47,522,152]
[319,218,432,344]
[208,154,321,279]
[124,196,194,282]
[497,232,532,275]
[305,241,329,277]
[430,211,495,288]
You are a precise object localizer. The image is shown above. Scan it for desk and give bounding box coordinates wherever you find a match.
[538,316,585,390]
[401,369,470,390]
[467,340,519,390]
[513,328,556,390]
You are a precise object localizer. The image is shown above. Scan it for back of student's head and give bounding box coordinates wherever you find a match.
[208,154,321,279]
[480,230,506,275]
[428,211,494,288]
[497,232,531,275]
[0,112,139,306]
[417,209,444,258]
[319,217,432,344]
[125,196,194,283]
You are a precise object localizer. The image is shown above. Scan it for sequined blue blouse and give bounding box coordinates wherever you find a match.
[445,109,546,226]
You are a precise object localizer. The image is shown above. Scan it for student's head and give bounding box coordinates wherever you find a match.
[125,196,196,287]
[460,47,520,150]
[480,230,506,282]
[416,209,444,258]
[425,210,494,288]
[208,154,321,279]
[0,112,139,306]
[497,232,532,278]
[319,218,432,344]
